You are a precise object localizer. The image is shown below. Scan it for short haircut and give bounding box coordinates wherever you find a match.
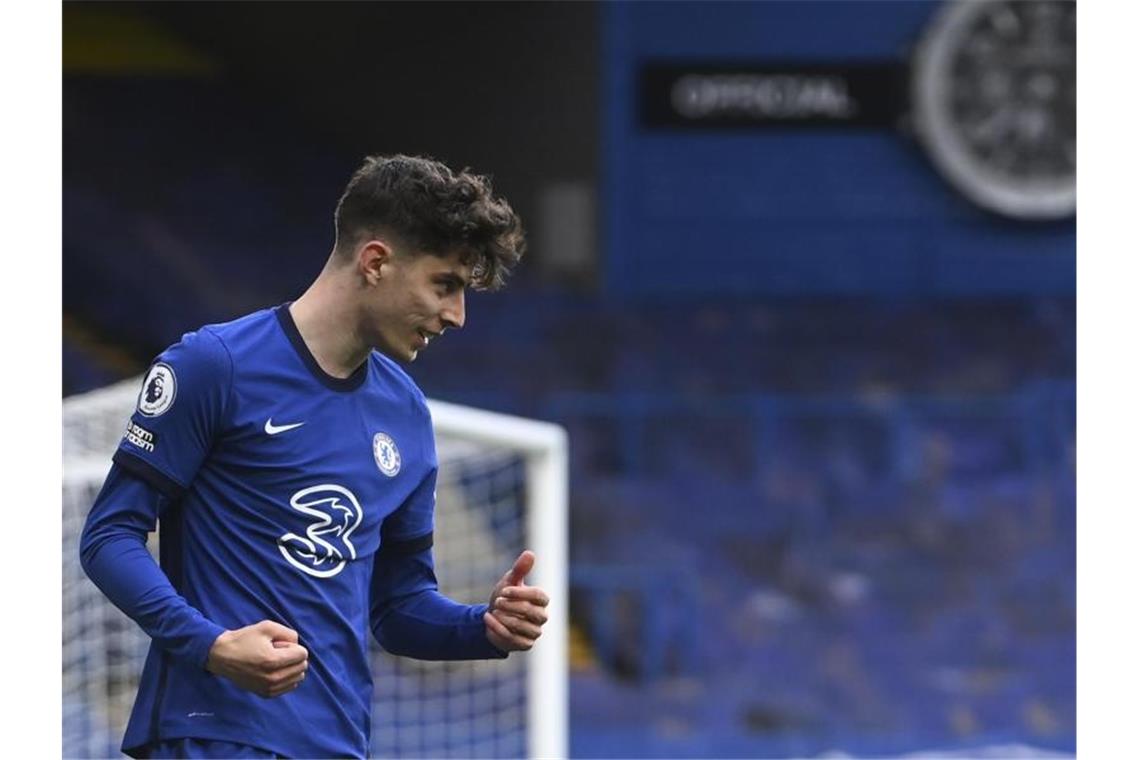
[333,154,525,290]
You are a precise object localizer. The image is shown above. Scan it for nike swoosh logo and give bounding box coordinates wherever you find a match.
[265,418,305,435]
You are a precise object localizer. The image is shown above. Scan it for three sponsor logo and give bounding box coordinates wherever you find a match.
[277,484,364,578]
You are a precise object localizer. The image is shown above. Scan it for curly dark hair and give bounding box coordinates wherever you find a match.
[333,154,525,290]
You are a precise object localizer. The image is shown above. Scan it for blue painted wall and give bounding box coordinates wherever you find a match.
[602,0,1075,298]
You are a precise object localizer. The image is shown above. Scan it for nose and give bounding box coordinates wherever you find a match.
[441,289,465,331]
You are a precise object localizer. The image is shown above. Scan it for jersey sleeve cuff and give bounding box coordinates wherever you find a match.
[190,621,229,671]
[470,603,510,659]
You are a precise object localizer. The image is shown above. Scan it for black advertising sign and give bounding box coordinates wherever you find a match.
[640,62,908,129]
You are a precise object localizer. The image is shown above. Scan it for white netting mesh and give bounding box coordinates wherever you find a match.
[370,447,528,758]
[63,378,534,759]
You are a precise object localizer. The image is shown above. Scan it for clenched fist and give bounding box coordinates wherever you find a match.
[206,620,309,698]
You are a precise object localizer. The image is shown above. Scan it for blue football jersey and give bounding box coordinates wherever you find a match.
[109,304,446,758]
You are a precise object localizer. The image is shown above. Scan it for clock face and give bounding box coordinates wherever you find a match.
[912,0,1075,220]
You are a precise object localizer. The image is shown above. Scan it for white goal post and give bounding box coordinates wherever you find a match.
[63,378,568,759]
[427,399,569,760]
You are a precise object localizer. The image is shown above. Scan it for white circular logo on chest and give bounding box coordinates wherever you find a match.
[372,432,401,477]
[138,363,177,417]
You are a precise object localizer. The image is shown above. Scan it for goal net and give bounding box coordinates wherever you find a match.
[63,378,567,759]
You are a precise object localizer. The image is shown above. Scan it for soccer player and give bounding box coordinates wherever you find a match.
[79,155,549,759]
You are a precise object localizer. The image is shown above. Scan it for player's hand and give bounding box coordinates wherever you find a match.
[484,550,550,653]
[206,620,309,698]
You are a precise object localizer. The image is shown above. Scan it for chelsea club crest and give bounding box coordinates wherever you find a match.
[372,432,401,477]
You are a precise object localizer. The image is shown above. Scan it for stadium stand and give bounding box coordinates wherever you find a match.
[64,69,1075,757]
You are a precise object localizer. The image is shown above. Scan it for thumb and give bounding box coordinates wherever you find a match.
[257,620,299,644]
[504,550,535,586]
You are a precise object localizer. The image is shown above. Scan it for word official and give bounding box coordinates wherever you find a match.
[671,74,857,120]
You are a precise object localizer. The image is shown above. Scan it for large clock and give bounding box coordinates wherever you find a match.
[912,0,1075,220]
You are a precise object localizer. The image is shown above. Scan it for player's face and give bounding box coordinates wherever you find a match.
[367,248,470,363]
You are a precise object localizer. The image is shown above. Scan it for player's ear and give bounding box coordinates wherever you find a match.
[358,240,394,286]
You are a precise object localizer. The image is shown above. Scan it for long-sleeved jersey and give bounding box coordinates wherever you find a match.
[80,304,503,759]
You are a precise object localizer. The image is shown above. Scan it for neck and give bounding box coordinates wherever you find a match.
[289,265,371,378]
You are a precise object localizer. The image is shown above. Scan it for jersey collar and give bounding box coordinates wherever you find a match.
[275,303,369,392]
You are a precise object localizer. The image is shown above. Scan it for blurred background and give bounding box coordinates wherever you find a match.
[63,1,1075,757]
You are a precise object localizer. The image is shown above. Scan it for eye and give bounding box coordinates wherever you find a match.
[436,278,462,295]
